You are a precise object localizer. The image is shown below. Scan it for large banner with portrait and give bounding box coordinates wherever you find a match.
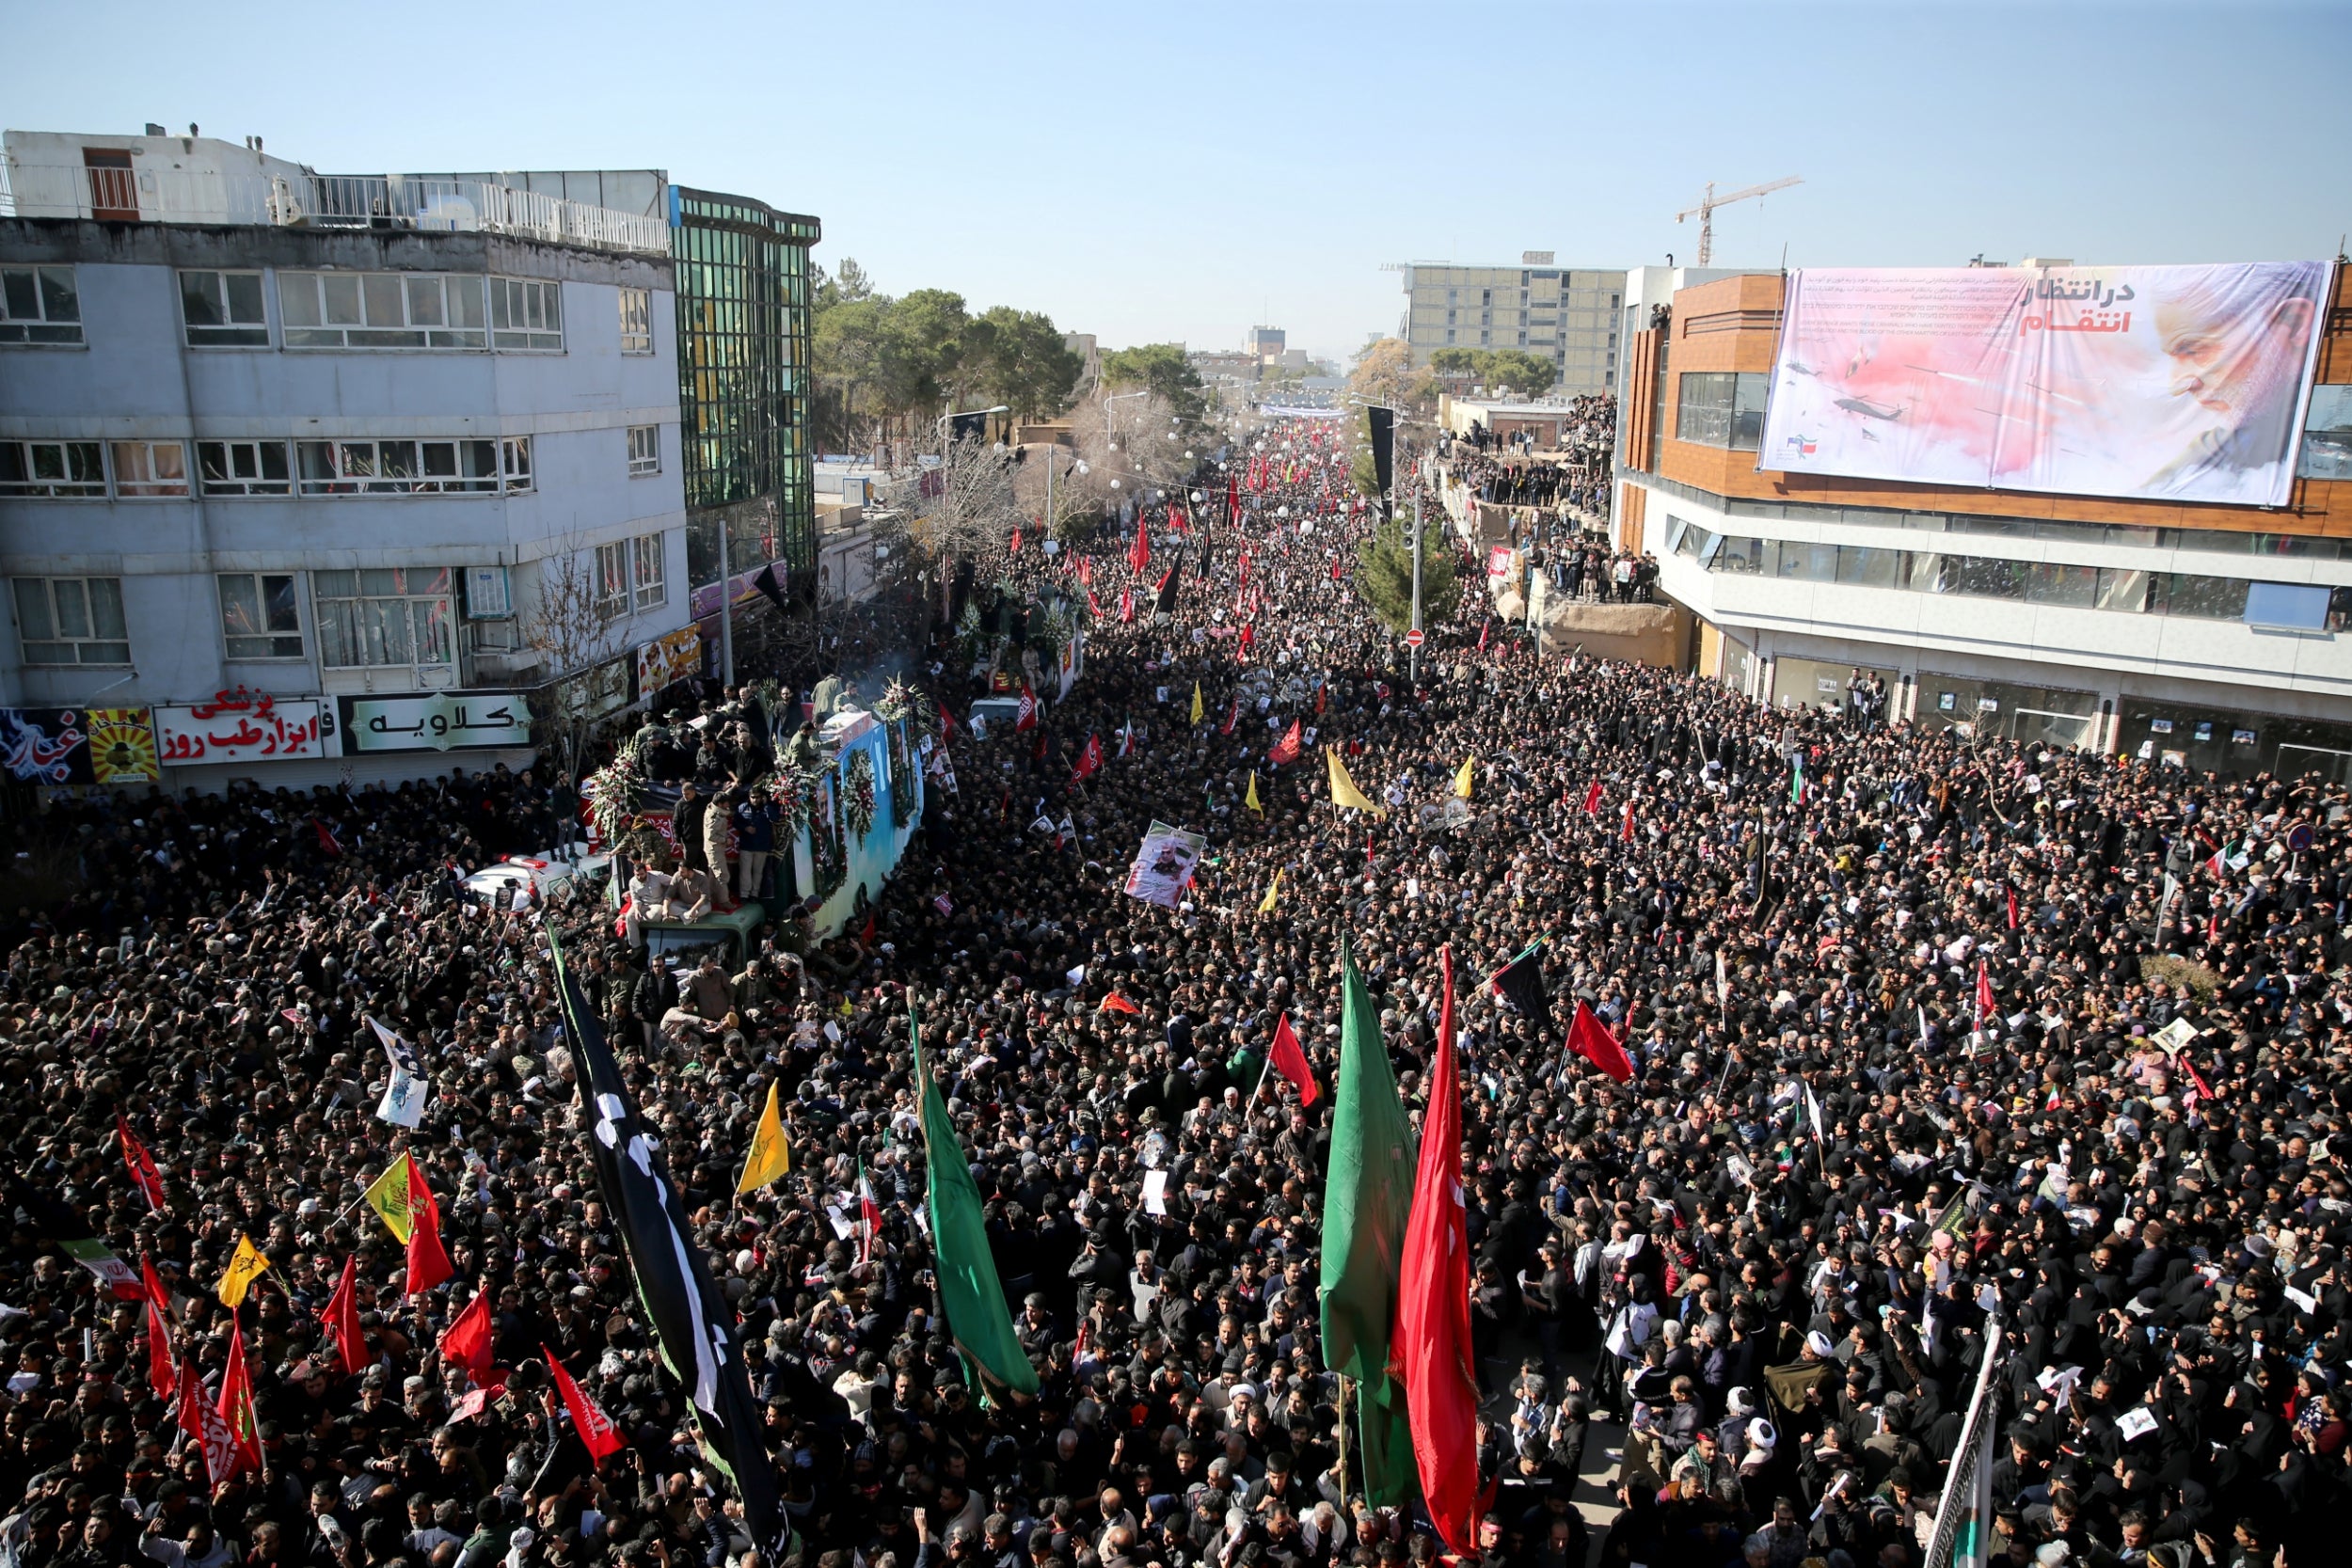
[1758,262,2330,507]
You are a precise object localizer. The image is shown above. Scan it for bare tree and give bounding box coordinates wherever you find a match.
[520,537,628,777]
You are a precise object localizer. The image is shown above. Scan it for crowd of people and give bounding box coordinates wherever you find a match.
[3,411,2347,1568]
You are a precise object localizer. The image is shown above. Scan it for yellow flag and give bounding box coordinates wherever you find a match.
[363,1151,415,1243]
[1455,756,1475,800]
[1327,748,1389,818]
[1259,869,1282,914]
[1246,772,1262,813]
[217,1234,270,1307]
[1190,681,1205,725]
[738,1080,793,1193]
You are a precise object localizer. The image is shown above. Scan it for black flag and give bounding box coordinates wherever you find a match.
[1366,405,1396,495]
[1153,558,1183,618]
[551,931,784,1553]
[1486,938,1550,1022]
[751,562,789,615]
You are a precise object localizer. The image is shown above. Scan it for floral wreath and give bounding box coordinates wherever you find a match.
[844,748,878,842]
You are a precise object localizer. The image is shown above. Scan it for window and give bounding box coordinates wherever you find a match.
[619,287,653,355]
[596,533,668,617]
[198,440,293,496]
[294,438,512,495]
[13,577,128,665]
[1677,372,1769,451]
[1835,546,1904,590]
[313,568,454,669]
[595,541,630,622]
[0,440,106,497]
[2244,581,2330,629]
[278,271,486,349]
[632,532,666,610]
[2094,567,2150,612]
[179,271,268,346]
[628,424,660,476]
[501,436,532,492]
[0,266,83,345]
[2300,386,2352,481]
[2150,573,2249,620]
[217,573,302,658]
[1770,542,1839,582]
[109,440,188,498]
[2024,562,2098,609]
[490,278,564,350]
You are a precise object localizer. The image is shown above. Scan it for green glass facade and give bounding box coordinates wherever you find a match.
[669,185,819,589]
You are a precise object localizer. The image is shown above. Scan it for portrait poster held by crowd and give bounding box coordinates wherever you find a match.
[4,394,2351,1568]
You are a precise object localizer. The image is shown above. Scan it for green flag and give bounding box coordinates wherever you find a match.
[1319,938,1417,1506]
[913,1006,1040,1400]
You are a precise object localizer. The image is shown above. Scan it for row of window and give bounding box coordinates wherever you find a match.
[2,262,660,356]
[11,549,669,670]
[1669,375,2352,477]
[1670,521,2350,629]
[0,427,663,499]
[1640,467,2352,557]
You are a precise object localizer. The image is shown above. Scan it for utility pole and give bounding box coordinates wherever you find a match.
[1408,482,1423,689]
[716,516,734,687]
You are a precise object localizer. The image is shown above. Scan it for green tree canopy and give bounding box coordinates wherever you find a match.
[1426,346,1559,395]
[1101,342,1208,423]
[1355,515,1460,636]
[964,306,1086,420]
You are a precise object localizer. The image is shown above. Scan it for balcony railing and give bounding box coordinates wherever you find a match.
[0,163,671,257]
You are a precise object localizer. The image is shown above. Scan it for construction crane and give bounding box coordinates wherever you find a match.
[1677,176,1802,265]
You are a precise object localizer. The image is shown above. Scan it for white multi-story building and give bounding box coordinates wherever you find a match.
[0,127,690,789]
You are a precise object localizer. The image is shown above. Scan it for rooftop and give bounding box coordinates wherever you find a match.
[1,129,672,258]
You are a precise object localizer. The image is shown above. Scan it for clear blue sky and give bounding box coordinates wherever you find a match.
[11,0,2348,365]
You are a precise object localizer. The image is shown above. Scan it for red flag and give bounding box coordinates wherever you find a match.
[1168,502,1188,534]
[2005,884,2019,929]
[1227,475,1240,523]
[1087,589,1104,618]
[1621,800,1636,844]
[118,1114,166,1211]
[1975,960,1997,1025]
[1477,620,1489,652]
[1073,733,1104,782]
[1129,518,1151,577]
[322,1255,365,1377]
[313,817,342,856]
[1314,682,1327,716]
[1078,555,1093,587]
[216,1321,263,1480]
[143,1285,176,1403]
[438,1288,499,1388]
[404,1161,453,1296]
[1219,699,1239,736]
[1330,556,1343,581]
[1032,723,1049,762]
[1266,1013,1317,1105]
[544,1346,624,1464]
[177,1359,242,1487]
[1098,992,1140,1015]
[1395,947,1481,1555]
[1238,623,1255,661]
[1014,683,1039,731]
[1565,1000,1635,1083]
[1582,780,1604,815]
[1119,588,1136,623]
[1268,719,1303,767]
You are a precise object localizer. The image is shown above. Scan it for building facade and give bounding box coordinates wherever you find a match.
[670,187,819,606]
[0,129,691,790]
[1613,266,2352,782]
[1399,257,1625,394]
